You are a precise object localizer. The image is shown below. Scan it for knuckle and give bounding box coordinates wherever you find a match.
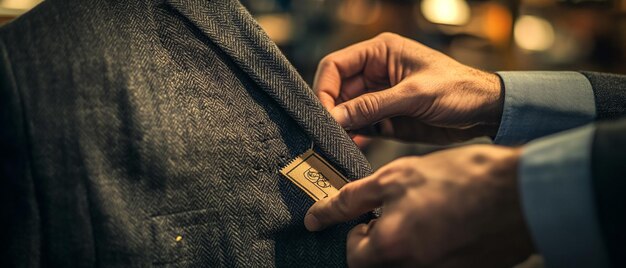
[391,157,419,176]
[376,32,399,41]
[377,171,401,188]
[394,83,414,95]
[398,155,420,165]
[368,157,424,199]
[372,226,409,260]
[352,94,381,122]
[335,185,355,218]
[317,55,335,70]
[377,177,406,199]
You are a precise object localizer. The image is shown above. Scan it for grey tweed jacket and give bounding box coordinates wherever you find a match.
[0,0,372,266]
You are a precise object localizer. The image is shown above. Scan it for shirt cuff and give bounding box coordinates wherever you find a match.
[494,71,596,145]
[520,124,610,267]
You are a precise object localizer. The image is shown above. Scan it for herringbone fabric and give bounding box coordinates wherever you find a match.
[0,0,372,267]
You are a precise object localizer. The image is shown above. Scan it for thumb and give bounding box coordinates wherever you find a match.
[330,88,408,131]
[304,175,384,231]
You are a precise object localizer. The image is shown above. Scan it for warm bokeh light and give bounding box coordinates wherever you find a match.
[514,15,556,51]
[0,0,42,10]
[421,0,471,26]
[337,0,382,25]
[482,3,513,46]
[256,14,293,45]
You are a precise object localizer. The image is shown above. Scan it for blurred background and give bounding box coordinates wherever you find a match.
[239,0,626,79]
[2,0,625,169]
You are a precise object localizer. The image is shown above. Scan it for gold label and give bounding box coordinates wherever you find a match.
[280,149,349,201]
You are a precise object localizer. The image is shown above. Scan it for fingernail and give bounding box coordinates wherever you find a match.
[304,212,321,232]
[331,106,351,130]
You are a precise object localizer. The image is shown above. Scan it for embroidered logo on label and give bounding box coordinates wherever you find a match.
[280,149,349,201]
[304,167,331,188]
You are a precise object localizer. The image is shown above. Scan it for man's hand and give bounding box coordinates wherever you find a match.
[304,145,535,267]
[314,33,503,144]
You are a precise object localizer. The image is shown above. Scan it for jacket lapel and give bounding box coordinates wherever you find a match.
[164,0,372,180]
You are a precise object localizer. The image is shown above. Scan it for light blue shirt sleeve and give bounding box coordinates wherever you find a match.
[521,125,610,267]
[494,71,595,145]
[494,71,609,267]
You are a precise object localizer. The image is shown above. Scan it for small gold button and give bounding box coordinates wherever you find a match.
[175,235,183,242]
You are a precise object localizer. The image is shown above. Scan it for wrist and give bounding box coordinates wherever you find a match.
[476,72,504,138]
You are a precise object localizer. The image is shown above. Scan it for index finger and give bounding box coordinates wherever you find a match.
[304,175,384,232]
[313,39,385,110]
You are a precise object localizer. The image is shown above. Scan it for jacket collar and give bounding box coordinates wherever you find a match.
[164,0,372,180]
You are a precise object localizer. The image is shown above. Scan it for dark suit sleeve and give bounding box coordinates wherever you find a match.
[578,71,626,267]
[0,39,41,266]
[581,72,626,120]
[575,72,626,266]
[592,118,626,268]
